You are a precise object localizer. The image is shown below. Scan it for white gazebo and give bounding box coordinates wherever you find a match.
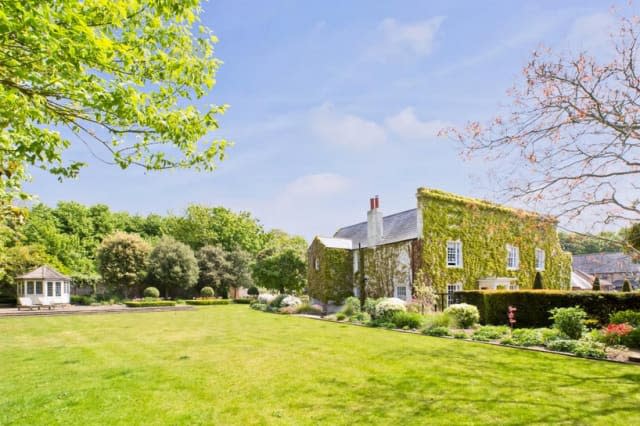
[16,266,71,305]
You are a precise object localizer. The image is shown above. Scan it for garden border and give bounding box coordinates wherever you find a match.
[296,314,640,366]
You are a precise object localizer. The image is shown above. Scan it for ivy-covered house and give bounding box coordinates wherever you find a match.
[307,188,572,307]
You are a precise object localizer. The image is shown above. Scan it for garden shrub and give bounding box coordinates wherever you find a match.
[457,290,640,326]
[185,299,231,305]
[341,296,361,317]
[444,303,480,328]
[422,326,450,337]
[572,339,606,359]
[509,329,544,346]
[391,311,424,329]
[471,325,509,341]
[423,312,451,329]
[279,306,297,314]
[374,298,406,320]
[247,286,259,296]
[609,310,640,327]
[71,295,95,305]
[540,328,562,345]
[294,304,323,315]
[233,298,252,304]
[621,328,640,348]
[269,294,288,308]
[143,287,160,298]
[622,279,632,292]
[351,312,371,323]
[363,297,380,317]
[200,286,215,298]
[257,293,276,304]
[602,323,634,346]
[453,331,467,339]
[546,339,578,353]
[550,306,587,340]
[250,302,268,312]
[335,312,347,321]
[280,295,302,307]
[125,300,176,307]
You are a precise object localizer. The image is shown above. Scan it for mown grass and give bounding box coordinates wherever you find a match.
[1,305,639,425]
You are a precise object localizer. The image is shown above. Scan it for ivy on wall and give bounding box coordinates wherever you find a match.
[361,241,412,298]
[417,188,572,292]
[307,238,353,304]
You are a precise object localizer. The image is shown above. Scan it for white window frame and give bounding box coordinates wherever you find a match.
[314,257,320,271]
[47,282,54,297]
[55,282,61,297]
[446,240,463,268]
[509,283,520,291]
[506,245,520,270]
[353,251,359,273]
[535,248,545,271]
[446,283,462,307]
[27,281,34,295]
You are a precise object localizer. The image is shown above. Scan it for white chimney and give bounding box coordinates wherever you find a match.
[367,195,383,247]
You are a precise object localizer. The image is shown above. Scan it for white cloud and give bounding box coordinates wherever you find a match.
[372,17,445,60]
[385,107,448,140]
[310,103,387,149]
[281,173,351,199]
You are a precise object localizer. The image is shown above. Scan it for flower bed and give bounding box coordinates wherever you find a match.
[125,300,176,307]
[185,299,231,305]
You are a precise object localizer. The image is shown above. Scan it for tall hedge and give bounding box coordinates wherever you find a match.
[457,290,640,327]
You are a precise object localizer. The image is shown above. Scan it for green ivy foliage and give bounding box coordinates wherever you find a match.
[307,238,353,304]
[417,188,572,291]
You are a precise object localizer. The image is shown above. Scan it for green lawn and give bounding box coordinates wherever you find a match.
[1,306,639,425]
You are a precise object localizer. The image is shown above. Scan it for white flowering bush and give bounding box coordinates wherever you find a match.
[375,297,407,319]
[444,303,480,328]
[258,293,276,304]
[280,295,302,307]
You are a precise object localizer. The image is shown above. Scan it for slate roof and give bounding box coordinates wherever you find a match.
[571,269,613,290]
[572,252,640,275]
[333,208,418,248]
[316,237,353,250]
[16,265,70,281]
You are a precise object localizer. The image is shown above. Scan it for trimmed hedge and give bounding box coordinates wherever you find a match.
[185,299,231,305]
[125,300,176,307]
[233,298,253,304]
[457,290,640,327]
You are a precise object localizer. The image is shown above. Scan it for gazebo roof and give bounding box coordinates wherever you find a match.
[16,265,70,281]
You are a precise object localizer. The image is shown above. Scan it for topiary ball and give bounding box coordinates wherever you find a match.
[247,286,259,296]
[200,286,215,297]
[143,287,160,298]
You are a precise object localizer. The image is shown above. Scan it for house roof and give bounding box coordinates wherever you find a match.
[572,252,640,275]
[571,269,613,290]
[333,208,418,248]
[316,237,353,250]
[16,265,70,281]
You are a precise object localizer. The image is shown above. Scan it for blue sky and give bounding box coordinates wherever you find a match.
[28,0,624,240]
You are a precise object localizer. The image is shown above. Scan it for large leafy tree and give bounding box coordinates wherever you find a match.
[97,232,150,298]
[168,206,266,253]
[196,245,233,298]
[0,0,228,203]
[252,249,306,294]
[147,236,198,298]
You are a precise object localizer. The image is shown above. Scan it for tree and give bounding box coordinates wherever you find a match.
[96,232,150,298]
[446,9,640,225]
[252,249,306,294]
[559,231,625,255]
[592,276,601,291]
[625,223,640,260]
[168,206,266,253]
[148,237,198,298]
[226,248,254,298]
[533,272,543,290]
[0,1,227,203]
[622,279,632,292]
[196,245,233,298]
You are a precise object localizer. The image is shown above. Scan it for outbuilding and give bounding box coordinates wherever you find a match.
[16,266,71,305]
